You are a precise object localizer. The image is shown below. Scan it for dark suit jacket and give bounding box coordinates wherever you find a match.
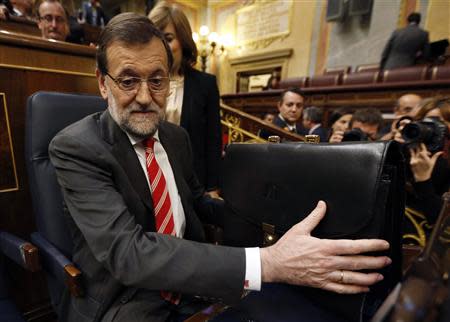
[309,125,329,143]
[259,115,303,140]
[380,23,430,70]
[49,111,245,322]
[180,68,222,191]
[82,1,107,27]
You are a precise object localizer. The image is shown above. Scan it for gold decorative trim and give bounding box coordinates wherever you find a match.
[0,63,96,77]
[0,92,19,193]
[403,207,431,247]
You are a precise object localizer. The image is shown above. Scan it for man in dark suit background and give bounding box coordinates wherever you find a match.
[380,12,430,70]
[302,106,329,142]
[259,87,305,139]
[49,13,392,322]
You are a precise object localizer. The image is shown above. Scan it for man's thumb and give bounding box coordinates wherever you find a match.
[295,200,327,235]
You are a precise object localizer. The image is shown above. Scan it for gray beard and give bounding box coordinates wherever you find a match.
[107,90,165,140]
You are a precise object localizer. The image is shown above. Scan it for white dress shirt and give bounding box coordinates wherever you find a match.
[125,131,261,291]
[165,76,184,125]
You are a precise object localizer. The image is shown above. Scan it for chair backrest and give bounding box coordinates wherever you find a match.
[355,63,380,73]
[430,65,450,80]
[342,71,380,85]
[279,77,309,89]
[381,65,429,83]
[323,65,351,75]
[24,91,107,304]
[309,73,341,87]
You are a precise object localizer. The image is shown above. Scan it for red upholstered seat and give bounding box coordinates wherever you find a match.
[342,71,380,85]
[430,65,450,80]
[382,66,429,83]
[309,74,341,87]
[279,77,309,89]
[323,66,351,75]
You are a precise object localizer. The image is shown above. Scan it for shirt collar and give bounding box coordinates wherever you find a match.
[309,124,321,134]
[125,131,160,147]
[278,114,296,131]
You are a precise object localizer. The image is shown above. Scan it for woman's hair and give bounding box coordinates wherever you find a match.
[148,1,198,73]
[328,107,352,127]
[415,97,450,122]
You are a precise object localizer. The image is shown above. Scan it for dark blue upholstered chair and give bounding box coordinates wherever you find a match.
[0,231,40,322]
[25,91,107,315]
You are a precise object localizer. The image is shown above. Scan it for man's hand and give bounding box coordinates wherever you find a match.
[260,201,391,294]
[329,130,344,143]
[205,189,222,200]
[410,143,443,182]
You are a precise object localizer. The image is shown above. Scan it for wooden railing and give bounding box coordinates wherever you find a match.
[220,103,304,144]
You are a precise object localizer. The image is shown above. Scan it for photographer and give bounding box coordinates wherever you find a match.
[329,108,383,142]
[394,97,450,243]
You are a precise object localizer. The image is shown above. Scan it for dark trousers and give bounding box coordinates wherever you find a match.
[102,289,211,322]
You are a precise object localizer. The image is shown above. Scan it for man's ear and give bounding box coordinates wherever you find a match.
[96,68,108,99]
[277,101,282,112]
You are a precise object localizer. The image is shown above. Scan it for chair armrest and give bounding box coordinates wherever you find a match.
[0,230,40,272]
[31,232,83,297]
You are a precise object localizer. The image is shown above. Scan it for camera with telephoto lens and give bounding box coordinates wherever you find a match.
[401,117,448,153]
[342,128,369,142]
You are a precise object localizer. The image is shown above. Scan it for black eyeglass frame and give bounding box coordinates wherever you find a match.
[105,72,170,95]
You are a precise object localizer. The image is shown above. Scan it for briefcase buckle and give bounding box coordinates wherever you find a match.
[262,223,279,246]
[304,135,320,143]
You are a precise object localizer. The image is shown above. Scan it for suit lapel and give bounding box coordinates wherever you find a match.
[99,111,155,220]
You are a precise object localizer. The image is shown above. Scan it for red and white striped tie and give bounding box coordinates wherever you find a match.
[145,138,176,236]
[145,138,180,304]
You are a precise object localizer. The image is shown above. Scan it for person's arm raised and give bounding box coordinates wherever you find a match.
[260,201,391,294]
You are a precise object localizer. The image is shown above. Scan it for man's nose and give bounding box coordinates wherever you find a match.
[135,82,153,105]
[50,19,57,27]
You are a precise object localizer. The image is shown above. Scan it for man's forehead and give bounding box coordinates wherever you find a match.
[106,39,169,73]
[39,3,65,16]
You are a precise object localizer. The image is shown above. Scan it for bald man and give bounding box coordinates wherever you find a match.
[380,93,422,140]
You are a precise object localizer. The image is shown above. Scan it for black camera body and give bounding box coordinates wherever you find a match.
[401,117,448,153]
[342,128,369,142]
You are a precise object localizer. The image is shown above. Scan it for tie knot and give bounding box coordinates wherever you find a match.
[144,137,156,150]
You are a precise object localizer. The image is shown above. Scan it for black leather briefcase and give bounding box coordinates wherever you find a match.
[221,141,405,322]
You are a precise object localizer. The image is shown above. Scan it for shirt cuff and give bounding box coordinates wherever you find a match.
[244,247,261,291]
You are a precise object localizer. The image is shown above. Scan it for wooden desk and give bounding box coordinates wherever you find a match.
[0,30,98,320]
[0,16,40,37]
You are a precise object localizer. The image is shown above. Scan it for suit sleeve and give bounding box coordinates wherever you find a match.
[204,75,222,191]
[380,31,396,69]
[49,133,246,303]
[421,31,431,60]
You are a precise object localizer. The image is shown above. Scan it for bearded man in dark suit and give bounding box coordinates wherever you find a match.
[49,13,392,322]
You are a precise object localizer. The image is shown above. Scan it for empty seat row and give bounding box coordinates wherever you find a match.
[279,65,450,89]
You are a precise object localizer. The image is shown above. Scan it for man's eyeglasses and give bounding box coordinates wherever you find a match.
[106,73,170,95]
[40,15,66,24]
